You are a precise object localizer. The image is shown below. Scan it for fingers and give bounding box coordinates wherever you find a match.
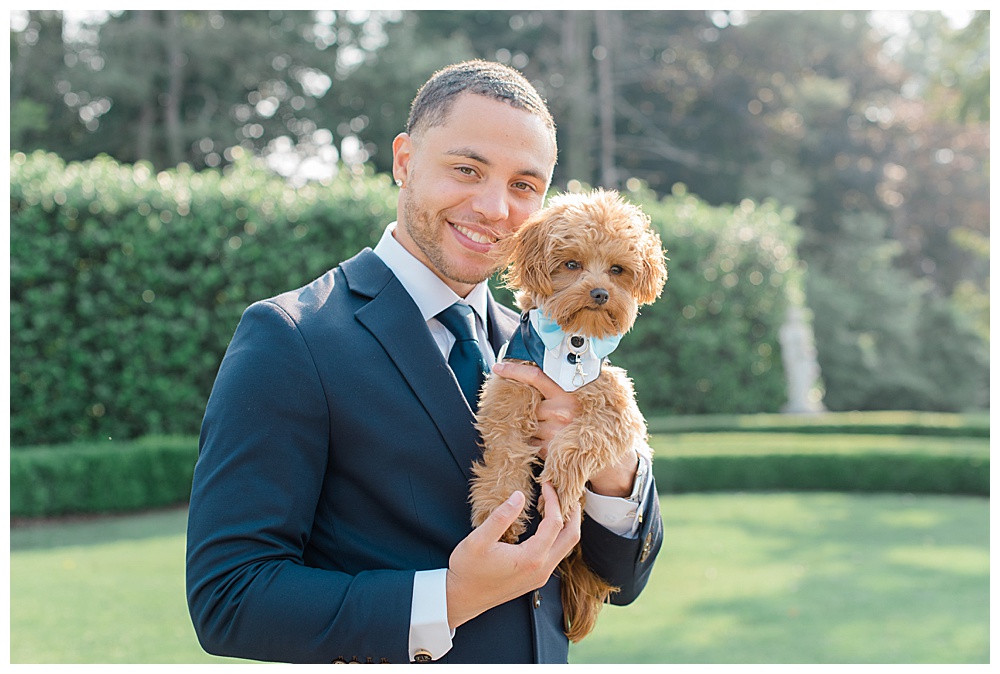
[493,361,563,400]
[537,398,576,426]
[558,495,583,550]
[492,362,578,421]
[473,490,526,543]
[530,482,581,553]
[447,483,580,629]
[493,362,579,456]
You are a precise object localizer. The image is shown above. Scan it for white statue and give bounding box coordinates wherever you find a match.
[778,305,825,414]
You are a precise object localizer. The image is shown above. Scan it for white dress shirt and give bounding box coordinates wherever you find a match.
[372,222,653,661]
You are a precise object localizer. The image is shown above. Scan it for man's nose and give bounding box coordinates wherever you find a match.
[471,182,510,222]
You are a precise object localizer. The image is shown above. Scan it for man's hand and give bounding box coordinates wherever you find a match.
[492,361,637,498]
[446,481,581,630]
[491,361,577,458]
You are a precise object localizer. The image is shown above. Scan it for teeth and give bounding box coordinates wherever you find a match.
[454,223,495,245]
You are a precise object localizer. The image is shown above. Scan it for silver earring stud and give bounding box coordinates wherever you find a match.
[395,179,403,188]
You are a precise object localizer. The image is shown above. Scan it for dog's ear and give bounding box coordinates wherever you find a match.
[633,220,668,305]
[504,208,558,298]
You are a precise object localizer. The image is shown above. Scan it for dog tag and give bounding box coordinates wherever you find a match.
[566,335,589,387]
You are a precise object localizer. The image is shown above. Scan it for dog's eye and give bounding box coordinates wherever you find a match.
[565,260,582,270]
[610,265,624,275]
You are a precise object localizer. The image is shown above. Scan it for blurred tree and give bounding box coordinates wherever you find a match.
[877,99,989,296]
[807,213,988,412]
[9,10,406,173]
[870,10,990,296]
[10,11,84,154]
[82,10,347,171]
[712,12,893,245]
[891,10,989,124]
[611,10,763,200]
[317,10,473,173]
[951,10,990,123]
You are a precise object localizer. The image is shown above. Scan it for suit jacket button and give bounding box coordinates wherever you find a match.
[639,532,653,563]
[533,589,542,608]
[414,649,433,663]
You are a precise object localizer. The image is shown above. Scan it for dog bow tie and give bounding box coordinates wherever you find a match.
[535,312,623,359]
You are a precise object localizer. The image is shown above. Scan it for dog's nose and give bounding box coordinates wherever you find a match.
[590,288,609,305]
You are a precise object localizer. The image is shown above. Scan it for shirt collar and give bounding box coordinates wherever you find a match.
[373,222,490,326]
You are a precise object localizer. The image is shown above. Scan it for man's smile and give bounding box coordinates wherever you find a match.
[452,222,499,246]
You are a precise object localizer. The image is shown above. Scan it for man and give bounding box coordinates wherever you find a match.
[186,60,662,664]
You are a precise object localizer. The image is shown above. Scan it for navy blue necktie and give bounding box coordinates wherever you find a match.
[436,303,488,410]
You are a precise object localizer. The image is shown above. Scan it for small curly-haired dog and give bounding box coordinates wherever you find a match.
[470,188,667,642]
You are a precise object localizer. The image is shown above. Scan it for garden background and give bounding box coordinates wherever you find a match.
[8,9,989,664]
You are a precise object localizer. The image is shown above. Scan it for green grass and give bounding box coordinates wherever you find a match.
[10,493,988,664]
[9,508,241,664]
[570,492,989,664]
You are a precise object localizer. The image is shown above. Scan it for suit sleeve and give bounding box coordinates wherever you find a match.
[578,479,663,605]
[186,301,413,664]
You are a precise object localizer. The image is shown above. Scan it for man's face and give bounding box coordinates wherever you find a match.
[391,93,557,297]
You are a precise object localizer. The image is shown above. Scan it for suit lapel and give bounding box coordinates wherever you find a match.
[486,292,520,356]
[341,250,483,480]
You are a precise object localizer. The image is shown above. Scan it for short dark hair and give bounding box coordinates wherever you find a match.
[406,60,556,143]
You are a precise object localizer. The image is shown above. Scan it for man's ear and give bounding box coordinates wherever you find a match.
[392,133,412,186]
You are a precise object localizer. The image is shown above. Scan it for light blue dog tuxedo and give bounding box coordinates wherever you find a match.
[498,309,623,392]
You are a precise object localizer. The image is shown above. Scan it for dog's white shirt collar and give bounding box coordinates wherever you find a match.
[499,309,623,392]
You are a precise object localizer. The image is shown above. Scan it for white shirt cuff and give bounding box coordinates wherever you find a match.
[409,568,454,662]
[583,450,653,539]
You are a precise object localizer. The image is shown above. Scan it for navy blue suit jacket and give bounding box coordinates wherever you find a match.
[186,248,663,663]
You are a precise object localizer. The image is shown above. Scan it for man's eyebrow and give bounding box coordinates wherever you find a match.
[445,147,491,165]
[445,147,550,184]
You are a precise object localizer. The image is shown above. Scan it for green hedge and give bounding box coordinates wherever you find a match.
[11,152,804,445]
[10,417,989,518]
[647,410,990,437]
[10,150,396,445]
[648,421,989,497]
[10,437,198,518]
[615,185,804,416]
[652,454,988,497]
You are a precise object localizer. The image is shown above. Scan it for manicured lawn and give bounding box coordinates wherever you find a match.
[9,493,989,664]
[9,508,239,664]
[570,492,989,664]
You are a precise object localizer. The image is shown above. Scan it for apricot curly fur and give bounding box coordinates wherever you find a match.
[470,189,667,642]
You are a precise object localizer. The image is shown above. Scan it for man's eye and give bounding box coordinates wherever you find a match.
[565,260,581,270]
[610,265,624,275]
